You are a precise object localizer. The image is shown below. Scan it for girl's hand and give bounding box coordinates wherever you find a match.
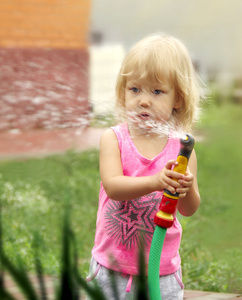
[176,167,194,198]
[154,160,184,194]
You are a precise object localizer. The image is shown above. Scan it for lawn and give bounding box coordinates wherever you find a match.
[180,103,242,292]
[0,102,241,293]
[193,103,242,254]
[0,150,101,275]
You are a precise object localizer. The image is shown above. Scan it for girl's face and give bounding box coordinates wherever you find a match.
[124,77,181,130]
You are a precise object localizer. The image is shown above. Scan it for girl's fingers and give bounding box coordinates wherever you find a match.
[165,175,182,187]
[176,186,189,194]
[178,174,193,187]
[166,186,176,194]
[162,160,194,194]
[164,177,183,194]
[178,180,192,187]
[166,169,185,180]
[165,160,178,170]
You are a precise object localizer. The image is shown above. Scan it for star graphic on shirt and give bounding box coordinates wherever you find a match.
[105,193,160,250]
[128,211,138,222]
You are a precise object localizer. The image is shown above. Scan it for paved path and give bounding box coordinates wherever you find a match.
[0,127,105,159]
[0,128,241,299]
[3,272,242,299]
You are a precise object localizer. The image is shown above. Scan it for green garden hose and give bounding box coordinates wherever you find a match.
[148,226,167,300]
[148,134,195,300]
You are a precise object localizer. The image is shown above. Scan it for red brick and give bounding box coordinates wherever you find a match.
[0,0,90,49]
[0,48,90,132]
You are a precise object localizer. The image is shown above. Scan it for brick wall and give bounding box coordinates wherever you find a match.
[0,0,90,49]
[0,0,91,132]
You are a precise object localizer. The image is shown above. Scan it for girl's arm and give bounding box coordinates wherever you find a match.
[177,150,201,216]
[100,129,185,201]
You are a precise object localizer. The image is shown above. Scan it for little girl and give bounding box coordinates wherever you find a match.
[87,33,201,300]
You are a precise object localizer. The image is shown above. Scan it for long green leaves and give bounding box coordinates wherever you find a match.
[0,198,151,299]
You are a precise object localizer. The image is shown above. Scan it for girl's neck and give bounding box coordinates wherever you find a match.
[127,122,168,139]
[127,124,169,159]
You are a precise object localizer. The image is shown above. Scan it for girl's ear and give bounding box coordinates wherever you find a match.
[174,96,183,109]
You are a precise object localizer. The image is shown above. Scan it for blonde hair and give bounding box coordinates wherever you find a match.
[115,33,202,132]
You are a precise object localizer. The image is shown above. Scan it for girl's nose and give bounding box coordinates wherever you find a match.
[139,95,151,107]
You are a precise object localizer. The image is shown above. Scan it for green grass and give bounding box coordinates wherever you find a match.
[0,102,241,293]
[194,103,242,254]
[0,150,101,275]
[180,103,242,292]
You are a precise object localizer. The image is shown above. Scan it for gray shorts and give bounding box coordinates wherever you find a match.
[86,257,184,300]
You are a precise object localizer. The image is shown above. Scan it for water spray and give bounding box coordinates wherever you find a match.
[148,133,195,300]
[125,110,187,140]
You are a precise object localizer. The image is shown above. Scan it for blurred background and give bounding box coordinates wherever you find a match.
[0,0,241,296]
[90,0,242,113]
[0,0,241,130]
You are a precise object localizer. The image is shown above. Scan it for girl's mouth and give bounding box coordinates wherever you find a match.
[139,112,152,120]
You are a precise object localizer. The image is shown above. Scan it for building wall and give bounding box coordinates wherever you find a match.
[0,0,91,132]
[0,0,90,49]
[89,44,125,116]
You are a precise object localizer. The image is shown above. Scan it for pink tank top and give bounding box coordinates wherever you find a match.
[92,123,182,276]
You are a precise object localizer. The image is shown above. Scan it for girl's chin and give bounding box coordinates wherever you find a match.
[132,120,157,132]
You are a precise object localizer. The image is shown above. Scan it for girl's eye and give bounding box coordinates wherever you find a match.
[153,89,163,95]
[131,87,140,93]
